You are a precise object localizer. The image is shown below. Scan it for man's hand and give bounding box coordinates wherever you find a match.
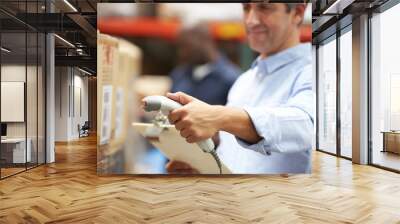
[166,91,262,145]
[167,92,221,143]
[166,160,199,174]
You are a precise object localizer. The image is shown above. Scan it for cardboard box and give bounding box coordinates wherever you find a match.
[97,33,143,173]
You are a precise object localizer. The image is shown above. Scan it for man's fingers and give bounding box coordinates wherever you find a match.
[166,160,199,174]
[168,110,181,124]
[180,129,191,138]
[174,120,184,130]
[166,160,190,170]
[176,92,194,105]
[165,161,174,173]
[166,92,180,103]
[168,107,187,124]
[175,119,190,131]
[166,92,194,105]
[186,136,198,143]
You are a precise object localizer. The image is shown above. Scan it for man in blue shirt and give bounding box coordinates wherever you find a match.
[165,3,314,174]
[171,23,240,105]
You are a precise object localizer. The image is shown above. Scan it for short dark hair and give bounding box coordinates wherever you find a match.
[285,3,300,12]
[285,3,306,26]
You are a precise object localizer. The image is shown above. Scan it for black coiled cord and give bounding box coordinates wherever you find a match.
[209,150,222,174]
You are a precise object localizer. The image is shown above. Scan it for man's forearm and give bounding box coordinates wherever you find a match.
[214,106,262,144]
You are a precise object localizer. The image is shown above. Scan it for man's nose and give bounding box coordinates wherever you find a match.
[245,9,261,27]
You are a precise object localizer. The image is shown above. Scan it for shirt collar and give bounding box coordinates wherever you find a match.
[251,43,311,75]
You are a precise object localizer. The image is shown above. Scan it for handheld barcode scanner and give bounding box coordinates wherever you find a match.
[142,95,222,174]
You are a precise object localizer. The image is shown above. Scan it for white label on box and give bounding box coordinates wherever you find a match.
[114,88,124,139]
[100,85,113,145]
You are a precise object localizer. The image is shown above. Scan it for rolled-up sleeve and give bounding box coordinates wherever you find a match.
[236,67,315,155]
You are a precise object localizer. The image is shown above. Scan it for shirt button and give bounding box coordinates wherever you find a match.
[266,151,271,156]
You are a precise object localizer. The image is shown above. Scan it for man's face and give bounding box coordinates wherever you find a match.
[242,3,298,56]
[177,32,208,66]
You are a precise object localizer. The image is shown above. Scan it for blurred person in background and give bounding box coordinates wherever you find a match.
[164,3,314,174]
[170,23,241,105]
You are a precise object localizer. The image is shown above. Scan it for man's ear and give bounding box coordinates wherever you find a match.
[293,4,306,26]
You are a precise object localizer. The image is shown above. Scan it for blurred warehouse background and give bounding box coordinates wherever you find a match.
[98,3,311,76]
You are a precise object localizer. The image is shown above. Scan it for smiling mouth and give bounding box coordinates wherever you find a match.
[247,28,268,34]
[248,30,267,35]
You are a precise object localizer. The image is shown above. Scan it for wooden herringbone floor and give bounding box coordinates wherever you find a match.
[1,135,400,224]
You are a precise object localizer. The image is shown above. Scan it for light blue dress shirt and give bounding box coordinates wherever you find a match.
[217,43,314,174]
